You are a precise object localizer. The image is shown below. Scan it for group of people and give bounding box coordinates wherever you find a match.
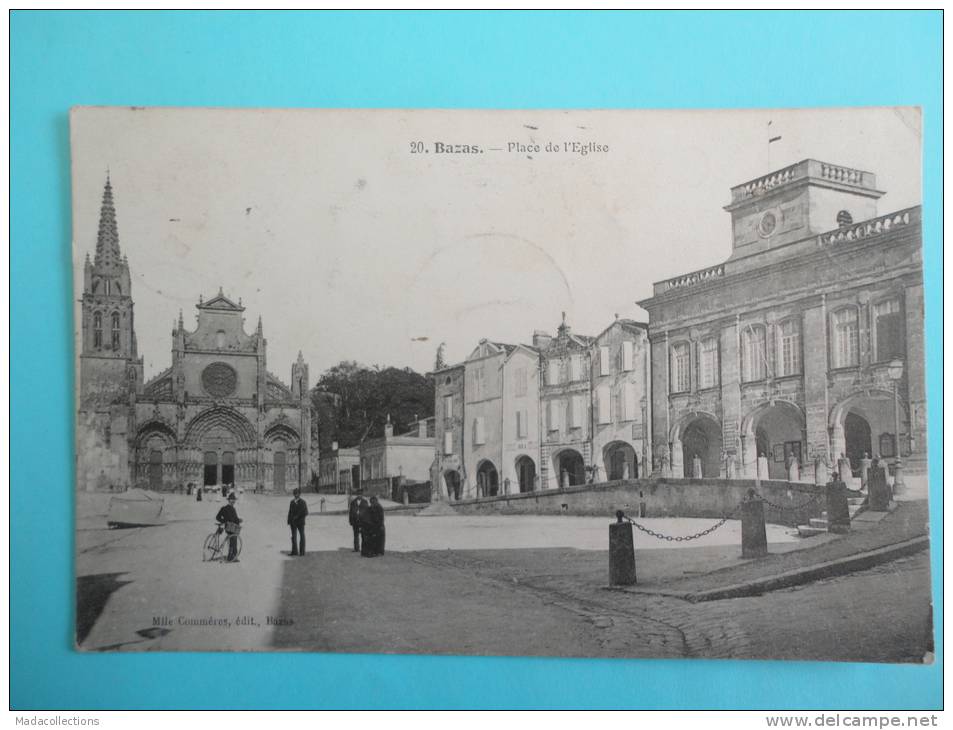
[208,487,386,562]
[348,494,385,557]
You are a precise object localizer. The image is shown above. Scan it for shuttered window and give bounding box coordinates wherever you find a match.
[444,394,453,419]
[597,386,611,424]
[874,299,903,362]
[570,395,586,428]
[548,400,561,431]
[443,431,453,455]
[516,409,528,438]
[599,346,611,376]
[547,361,560,385]
[569,355,583,381]
[622,341,634,371]
[623,382,637,421]
[473,417,486,445]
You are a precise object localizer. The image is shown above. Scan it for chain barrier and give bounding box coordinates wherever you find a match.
[756,490,824,513]
[623,503,743,542]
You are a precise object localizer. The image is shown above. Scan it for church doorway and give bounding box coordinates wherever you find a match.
[476,460,499,497]
[515,456,536,493]
[221,451,235,486]
[844,412,872,474]
[203,451,218,486]
[274,451,287,491]
[148,450,163,490]
[555,449,586,487]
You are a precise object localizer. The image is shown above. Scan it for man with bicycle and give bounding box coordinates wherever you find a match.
[215,492,243,562]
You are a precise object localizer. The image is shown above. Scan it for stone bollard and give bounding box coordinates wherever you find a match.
[319,498,326,513]
[826,478,851,534]
[867,465,891,511]
[609,511,637,586]
[740,489,768,558]
[402,490,410,506]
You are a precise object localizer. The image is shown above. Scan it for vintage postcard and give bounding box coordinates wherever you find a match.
[72,107,931,661]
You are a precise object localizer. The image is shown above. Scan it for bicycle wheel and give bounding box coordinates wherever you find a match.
[202,533,220,562]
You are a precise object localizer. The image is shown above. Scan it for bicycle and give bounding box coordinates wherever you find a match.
[203,522,243,562]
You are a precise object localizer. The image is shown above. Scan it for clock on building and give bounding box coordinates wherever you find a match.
[758,210,778,238]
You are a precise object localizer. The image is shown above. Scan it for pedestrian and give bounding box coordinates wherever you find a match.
[287,487,309,556]
[362,495,385,557]
[196,484,203,502]
[215,492,242,562]
[348,493,365,552]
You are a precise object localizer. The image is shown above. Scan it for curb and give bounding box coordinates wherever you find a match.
[615,534,930,603]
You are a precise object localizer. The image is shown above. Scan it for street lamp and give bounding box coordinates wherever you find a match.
[886,358,906,495]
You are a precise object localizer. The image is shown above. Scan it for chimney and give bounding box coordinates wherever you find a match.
[532,330,552,349]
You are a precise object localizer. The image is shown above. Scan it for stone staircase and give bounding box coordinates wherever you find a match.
[796,495,867,537]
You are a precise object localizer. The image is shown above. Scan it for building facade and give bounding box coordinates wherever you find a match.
[591,318,651,481]
[462,340,513,498]
[433,363,465,499]
[77,177,315,493]
[359,416,435,489]
[538,317,595,490]
[638,159,925,487]
[500,345,541,493]
[317,446,360,494]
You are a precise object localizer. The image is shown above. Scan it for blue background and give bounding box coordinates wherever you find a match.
[10,10,943,710]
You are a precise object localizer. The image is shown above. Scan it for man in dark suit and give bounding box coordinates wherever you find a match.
[287,488,309,556]
[215,492,242,562]
[348,494,366,552]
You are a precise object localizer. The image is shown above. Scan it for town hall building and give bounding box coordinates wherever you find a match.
[76,176,314,493]
[638,159,925,489]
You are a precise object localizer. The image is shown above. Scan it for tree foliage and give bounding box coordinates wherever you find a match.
[311,360,434,453]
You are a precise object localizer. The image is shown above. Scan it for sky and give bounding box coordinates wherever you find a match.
[71,107,921,383]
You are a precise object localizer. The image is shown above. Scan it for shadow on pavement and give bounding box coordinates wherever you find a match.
[76,572,133,646]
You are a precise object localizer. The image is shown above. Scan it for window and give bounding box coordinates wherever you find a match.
[547,360,560,385]
[514,367,527,396]
[874,298,904,361]
[778,319,802,376]
[443,431,453,455]
[596,386,611,425]
[105,279,111,296]
[216,330,226,349]
[516,409,528,438]
[110,312,120,350]
[670,342,690,393]
[622,340,634,371]
[741,325,767,382]
[698,337,720,389]
[569,354,583,381]
[623,382,637,421]
[443,394,453,419]
[570,395,586,428]
[473,417,486,445]
[832,308,859,368]
[599,346,611,376]
[93,311,103,348]
[547,400,561,432]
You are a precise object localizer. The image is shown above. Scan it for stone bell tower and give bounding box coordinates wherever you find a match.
[76,174,143,490]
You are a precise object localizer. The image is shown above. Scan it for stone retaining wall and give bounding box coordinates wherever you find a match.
[447,477,825,527]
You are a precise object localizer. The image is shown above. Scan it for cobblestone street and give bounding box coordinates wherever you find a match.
[76,493,933,662]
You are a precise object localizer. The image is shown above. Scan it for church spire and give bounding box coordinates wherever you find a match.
[94,173,122,267]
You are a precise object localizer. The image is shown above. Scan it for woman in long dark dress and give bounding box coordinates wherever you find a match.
[360,498,377,557]
[369,496,385,555]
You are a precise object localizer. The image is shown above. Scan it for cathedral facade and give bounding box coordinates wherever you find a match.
[77,177,314,493]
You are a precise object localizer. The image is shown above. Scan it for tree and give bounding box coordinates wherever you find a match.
[311,361,435,453]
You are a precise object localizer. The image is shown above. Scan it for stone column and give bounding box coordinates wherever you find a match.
[802,301,831,467]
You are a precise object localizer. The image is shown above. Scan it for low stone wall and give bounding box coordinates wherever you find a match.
[447,477,825,527]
